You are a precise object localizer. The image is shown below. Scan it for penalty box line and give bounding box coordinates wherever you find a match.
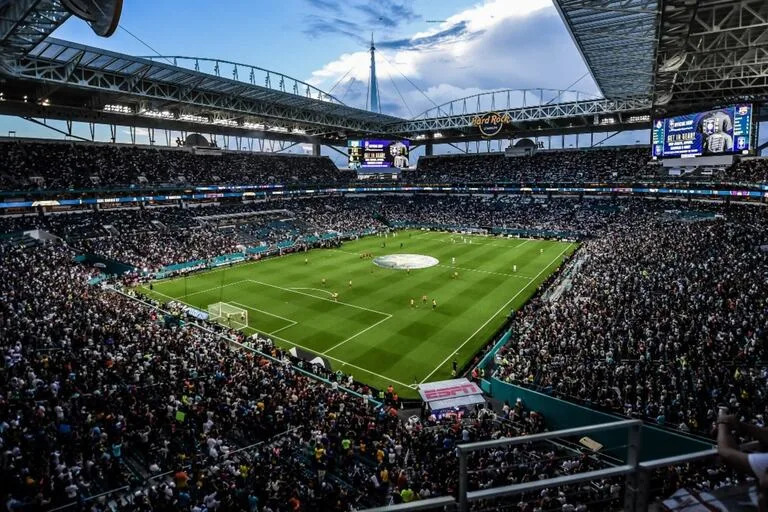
[244,279,393,356]
[241,323,413,390]
[420,242,575,384]
[229,301,298,336]
[141,289,412,390]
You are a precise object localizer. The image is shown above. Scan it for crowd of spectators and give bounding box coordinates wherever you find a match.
[729,158,768,183]
[408,148,655,183]
[0,241,627,511]
[495,204,768,436]
[0,141,349,190]
[3,139,768,194]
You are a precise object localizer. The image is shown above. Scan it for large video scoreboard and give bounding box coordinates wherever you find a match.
[348,139,410,170]
[652,104,753,158]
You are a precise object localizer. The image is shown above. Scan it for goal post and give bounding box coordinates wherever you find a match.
[207,302,248,330]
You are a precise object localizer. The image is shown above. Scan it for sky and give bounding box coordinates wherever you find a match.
[0,0,654,159]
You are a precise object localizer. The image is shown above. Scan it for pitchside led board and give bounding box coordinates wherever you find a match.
[652,104,753,159]
[348,139,410,170]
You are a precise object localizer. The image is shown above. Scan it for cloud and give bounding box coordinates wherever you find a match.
[307,0,599,118]
[303,0,420,40]
[302,0,340,11]
[303,16,365,41]
[351,0,420,28]
[377,21,476,51]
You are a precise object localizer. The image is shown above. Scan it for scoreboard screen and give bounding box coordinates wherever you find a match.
[348,139,410,170]
[652,104,753,158]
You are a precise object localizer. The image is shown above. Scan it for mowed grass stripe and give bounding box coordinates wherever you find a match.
[136,230,576,397]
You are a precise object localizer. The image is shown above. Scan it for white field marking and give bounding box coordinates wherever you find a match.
[329,248,361,256]
[322,313,393,355]
[436,264,534,280]
[268,323,298,336]
[515,239,532,248]
[140,287,177,303]
[290,287,335,297]
[420,242,574,384]
[246,279,390,317]
[240,323,414,389]
[229,300,299,336]
[153,279,251,300]
[155,292,413,390]
[229,301,298,325]
[430,233,536,248]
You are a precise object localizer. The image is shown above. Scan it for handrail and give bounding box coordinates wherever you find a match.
[456,419,641,453]
[361,497,457,512]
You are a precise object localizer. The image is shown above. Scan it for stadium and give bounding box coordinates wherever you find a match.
[0,0,767,510]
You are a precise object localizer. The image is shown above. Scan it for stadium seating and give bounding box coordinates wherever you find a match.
[1,142,767,510]
[1,139,766,195]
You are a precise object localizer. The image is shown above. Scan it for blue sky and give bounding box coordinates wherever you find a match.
[0,0,655,157]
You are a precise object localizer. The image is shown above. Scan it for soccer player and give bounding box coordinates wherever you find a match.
[452,257,456,265]
[322,278,326,286]
[540,248,544,254]
[332,292,338,301]
[421,294,427,305]
[432,299,437,310]
[240,311,245,322]
[410,298,415,308]
[513,264,517,272]
[304,258,308,265]
[453,271,459,280]
[348,280,352,288]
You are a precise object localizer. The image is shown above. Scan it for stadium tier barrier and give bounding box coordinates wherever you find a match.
[77,251,137,274]
[119,229,377,279]
[476,329,712,461]
[482,377,712,462]
[389,222,582,240]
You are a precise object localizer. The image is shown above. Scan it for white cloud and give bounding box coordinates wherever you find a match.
[306,0,596,118]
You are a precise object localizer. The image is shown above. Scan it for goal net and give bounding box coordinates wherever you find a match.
[207,302,248,330]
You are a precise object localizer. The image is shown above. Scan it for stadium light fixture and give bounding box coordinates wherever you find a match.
[433,132,443,138]
[0,92,4,101]
[292,128,306,135]
[141,109,173,119]
[180,113,208,123]
[23,95,28,102]
[104,104,132,114]
[40,99,50,106]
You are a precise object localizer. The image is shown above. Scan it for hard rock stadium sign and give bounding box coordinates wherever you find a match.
[471,112,511,137]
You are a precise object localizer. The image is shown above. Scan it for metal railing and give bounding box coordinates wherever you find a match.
[457,419,641,512]
[357,419,761,512]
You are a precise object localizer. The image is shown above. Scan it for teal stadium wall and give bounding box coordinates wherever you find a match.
[479,332,712,462]
[483,378,712,461]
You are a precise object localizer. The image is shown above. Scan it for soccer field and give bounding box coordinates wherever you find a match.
[137,230,577,397]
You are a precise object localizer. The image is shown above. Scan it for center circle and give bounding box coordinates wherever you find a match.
[373,254,439,270]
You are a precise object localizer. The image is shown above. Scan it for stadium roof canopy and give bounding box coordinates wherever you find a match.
[554,0,659,99]
[0,0,72,57]
[555,0,768,116]
[653,0,768,114]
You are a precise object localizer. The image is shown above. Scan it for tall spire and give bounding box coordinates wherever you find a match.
[368,33,380,113]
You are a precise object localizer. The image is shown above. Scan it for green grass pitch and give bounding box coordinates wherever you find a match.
[137,230,577,398]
